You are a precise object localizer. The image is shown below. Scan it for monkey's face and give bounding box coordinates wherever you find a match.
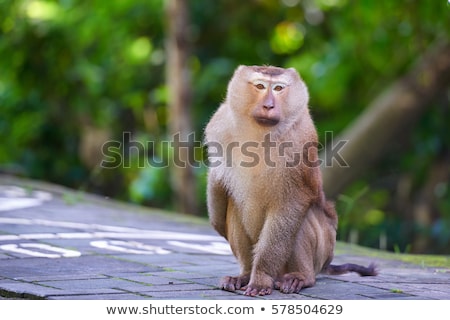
[228,65,309,128]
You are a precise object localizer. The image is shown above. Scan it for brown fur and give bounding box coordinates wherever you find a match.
[205,65,376,296]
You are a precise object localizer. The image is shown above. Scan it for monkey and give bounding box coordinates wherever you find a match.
[204,65,376,297]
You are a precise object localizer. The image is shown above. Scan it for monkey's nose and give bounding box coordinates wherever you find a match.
[263,91,275,110]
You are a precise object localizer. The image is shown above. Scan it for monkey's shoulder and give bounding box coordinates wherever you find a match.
[204,103,232,137]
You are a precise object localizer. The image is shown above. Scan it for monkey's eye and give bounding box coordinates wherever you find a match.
[255,83,266,90]
[273,84,285,92]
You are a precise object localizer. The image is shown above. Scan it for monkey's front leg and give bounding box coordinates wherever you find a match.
[221,199,253,291]
[207,172,228,238]
[244,211,304,296]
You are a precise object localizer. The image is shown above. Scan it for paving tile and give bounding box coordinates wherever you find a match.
[111,274,191,286]
[48,292,152,300]
[0,179,449,300]
[0,281,121,298]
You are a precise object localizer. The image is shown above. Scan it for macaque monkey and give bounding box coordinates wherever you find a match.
[204,65,376,296]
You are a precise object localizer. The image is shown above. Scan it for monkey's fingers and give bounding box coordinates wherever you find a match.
[243,286,272,297]
[220,276,238,291]
[280,278,304,294]
[235,274,250,290]
[220,275,250,292]
[279,273,306,294]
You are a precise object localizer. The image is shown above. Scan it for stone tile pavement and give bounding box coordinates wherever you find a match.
[0,176,448,300]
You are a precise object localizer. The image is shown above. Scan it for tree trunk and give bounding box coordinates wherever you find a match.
[165,0,198,214]
[320,40,450,199]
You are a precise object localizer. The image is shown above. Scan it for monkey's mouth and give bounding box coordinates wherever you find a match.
[254,116,280,126]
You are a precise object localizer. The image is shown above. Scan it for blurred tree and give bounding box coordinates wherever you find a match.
[0,0,448,253]
[0,0,166,197]
[320,41,450,254]
[165,0,198,215]
[321,41,450,199]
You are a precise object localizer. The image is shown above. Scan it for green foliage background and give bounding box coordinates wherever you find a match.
[0,0,449,253]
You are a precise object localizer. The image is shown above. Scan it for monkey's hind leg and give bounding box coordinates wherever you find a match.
[220,201,253,292]
[275,251,317,294]
[276,209,333,294]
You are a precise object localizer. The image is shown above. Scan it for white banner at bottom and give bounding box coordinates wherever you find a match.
[0,300,446,319]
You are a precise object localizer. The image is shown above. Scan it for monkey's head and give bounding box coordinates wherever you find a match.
[226,65,309,128]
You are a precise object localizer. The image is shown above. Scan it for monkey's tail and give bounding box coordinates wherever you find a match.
[325,263,378,277]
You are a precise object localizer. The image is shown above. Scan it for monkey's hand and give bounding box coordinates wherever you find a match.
[220,274,250,292]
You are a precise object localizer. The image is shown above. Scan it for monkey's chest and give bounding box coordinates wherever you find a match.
[225,166,279,235]
[228,165,273,198]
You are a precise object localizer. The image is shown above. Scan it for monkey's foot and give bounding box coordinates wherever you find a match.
[275,272,311,294]
[220,274,250,292]
[243,284,272,297]
[242,272,274,297]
